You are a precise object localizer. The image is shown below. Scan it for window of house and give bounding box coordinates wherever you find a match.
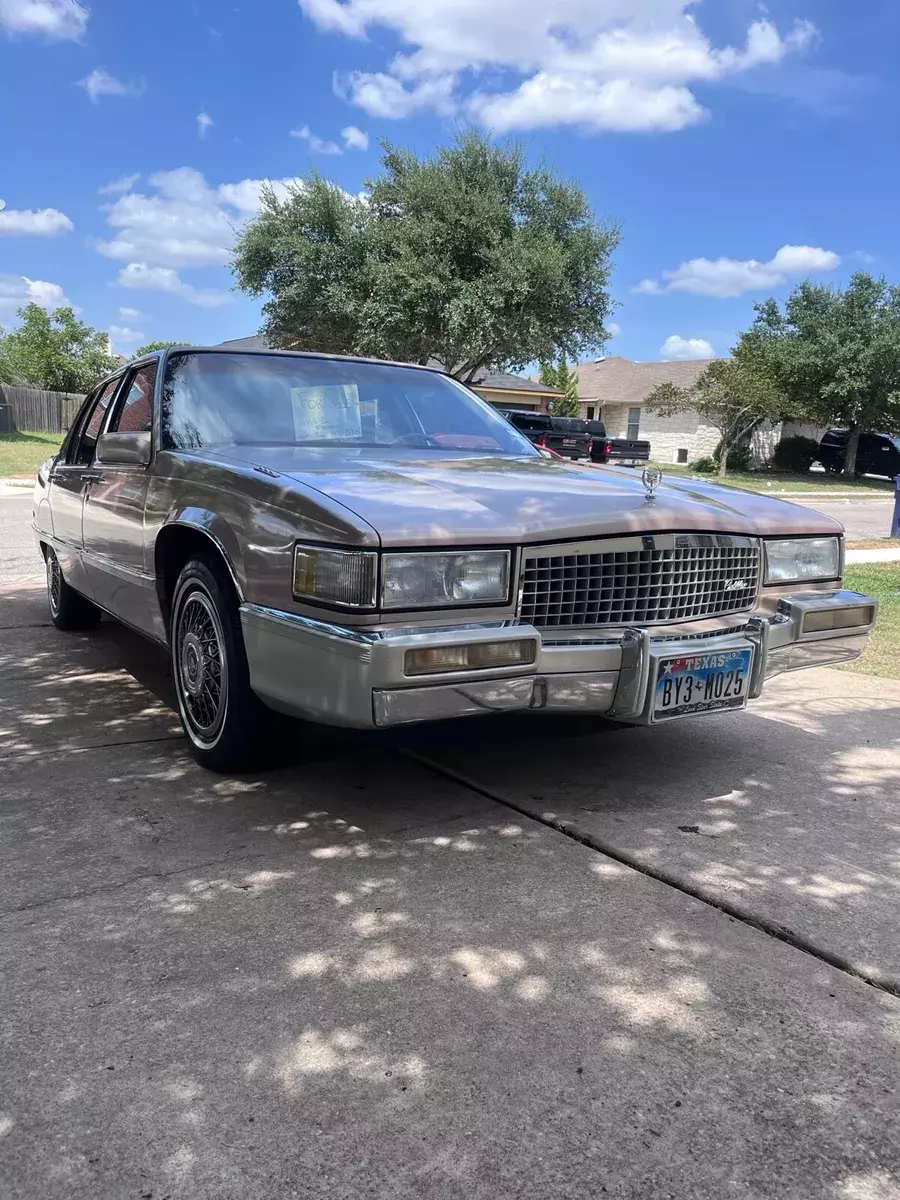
[586,406,595,420]
[626,407,641,440]
[110,361,157,435]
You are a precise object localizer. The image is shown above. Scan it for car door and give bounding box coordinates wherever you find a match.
[47,377,122,599]
[81,359,159,636]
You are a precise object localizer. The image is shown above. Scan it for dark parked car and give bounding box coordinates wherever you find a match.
[818,429,900,479]
[503,411,593,460]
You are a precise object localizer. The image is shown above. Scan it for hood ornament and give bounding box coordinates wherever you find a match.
[642,466,662,501]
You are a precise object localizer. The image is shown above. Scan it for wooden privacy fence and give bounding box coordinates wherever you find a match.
[0,386,84,435]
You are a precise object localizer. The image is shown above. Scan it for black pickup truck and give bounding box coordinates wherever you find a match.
[502,411,594,460]
[585,421,650,466]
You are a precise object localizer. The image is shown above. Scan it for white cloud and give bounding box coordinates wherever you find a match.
[118,306,141,319]
[78,67,144,103]
[117,262,232,308]
[0,274,68,311]
[341,124,369,151]
[0,0,88,40]
[0,206,73,236]
[197,111,214,139]
[472,76,703,133]
[108,324,145,343]
[660,334,716,360]
[636,244,840,298]
[94,168,305,270]
[334,71,456,119]
[290,124,343,154]
[606,321,621,337]
[99,173,141,196]
[302,2,817,133]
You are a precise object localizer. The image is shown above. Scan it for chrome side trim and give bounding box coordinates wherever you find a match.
[81,548,157,588]
[240,603,376,662]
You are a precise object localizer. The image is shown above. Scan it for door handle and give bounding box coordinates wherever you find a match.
[80,471,103,483]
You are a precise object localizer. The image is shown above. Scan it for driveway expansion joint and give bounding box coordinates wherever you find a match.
[408,750,900,1002]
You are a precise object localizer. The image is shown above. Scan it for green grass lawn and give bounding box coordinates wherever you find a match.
[837,563,900,679]
[0,431,63,478]
[652,462,894,495]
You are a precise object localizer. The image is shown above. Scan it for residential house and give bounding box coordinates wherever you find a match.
[217,336,561,411]
[573,356,721,464]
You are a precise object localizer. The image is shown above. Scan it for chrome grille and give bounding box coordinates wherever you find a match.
[520,535,760,628]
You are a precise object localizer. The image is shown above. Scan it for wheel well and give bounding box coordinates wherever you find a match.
[155,525,237,632]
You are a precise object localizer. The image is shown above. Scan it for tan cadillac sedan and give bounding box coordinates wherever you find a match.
[33,347,877,772]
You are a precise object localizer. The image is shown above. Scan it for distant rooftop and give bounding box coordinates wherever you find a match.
[574,355,720,405]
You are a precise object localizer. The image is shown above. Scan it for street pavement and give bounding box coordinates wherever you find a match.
[794,497,895,541]
[0,491,41,586]
[1,504,900,1199]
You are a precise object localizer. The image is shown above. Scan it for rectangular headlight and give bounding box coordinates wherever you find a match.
[293,544,378,608]
[381,550,510,610]
[764,537,841,585]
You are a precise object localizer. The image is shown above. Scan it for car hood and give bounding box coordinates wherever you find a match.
[208,446,844,546]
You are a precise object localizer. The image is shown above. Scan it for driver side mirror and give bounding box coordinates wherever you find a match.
[96,430,152,467]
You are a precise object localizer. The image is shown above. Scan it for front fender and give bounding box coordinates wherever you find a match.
[159,507,247,601]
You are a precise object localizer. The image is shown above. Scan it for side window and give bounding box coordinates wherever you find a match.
[626,406,642,441]
[69,378,121,466]
[109,361,157,435]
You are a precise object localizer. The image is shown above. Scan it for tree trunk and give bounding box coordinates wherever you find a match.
[717,438,730,478]
[842,425,860,479]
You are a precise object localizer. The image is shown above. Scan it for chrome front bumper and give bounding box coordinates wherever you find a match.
[240,590,877,730]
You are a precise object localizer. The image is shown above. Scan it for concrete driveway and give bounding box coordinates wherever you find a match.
[2,503,900,1199]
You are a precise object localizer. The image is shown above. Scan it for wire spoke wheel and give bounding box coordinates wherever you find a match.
[46,549,62,617]
[175,589,228,747]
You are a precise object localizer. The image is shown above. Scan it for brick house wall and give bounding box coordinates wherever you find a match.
[586,400,720,463]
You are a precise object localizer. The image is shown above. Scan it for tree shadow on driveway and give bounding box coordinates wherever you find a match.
[2,583,900,1199]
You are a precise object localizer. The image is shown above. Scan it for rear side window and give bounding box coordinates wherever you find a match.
[109,361,157,434]
[69,377,121,465]
[509,413,551,432]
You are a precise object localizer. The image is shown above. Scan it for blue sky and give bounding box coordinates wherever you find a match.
[0,0,896,364]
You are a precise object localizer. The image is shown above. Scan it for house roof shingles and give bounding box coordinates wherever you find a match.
[215,335,559,396]
[574,356,718,405]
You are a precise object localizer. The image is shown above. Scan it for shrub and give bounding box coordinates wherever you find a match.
[692,442,752,474]
[723,442,752,472]
[691,457,717,474]
[772,435,819,474]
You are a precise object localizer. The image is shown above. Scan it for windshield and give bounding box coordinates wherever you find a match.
[161,352,538,456]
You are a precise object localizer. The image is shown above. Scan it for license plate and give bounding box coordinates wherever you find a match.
[653,647,753,721]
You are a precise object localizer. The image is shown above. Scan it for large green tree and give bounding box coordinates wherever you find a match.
[645,359,784,478]
[736,272,900,477]
[0,304,118,392]
[232,129,618,381]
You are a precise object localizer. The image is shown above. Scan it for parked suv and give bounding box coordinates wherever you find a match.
[502,411,593,460]
[818,429,900,479]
